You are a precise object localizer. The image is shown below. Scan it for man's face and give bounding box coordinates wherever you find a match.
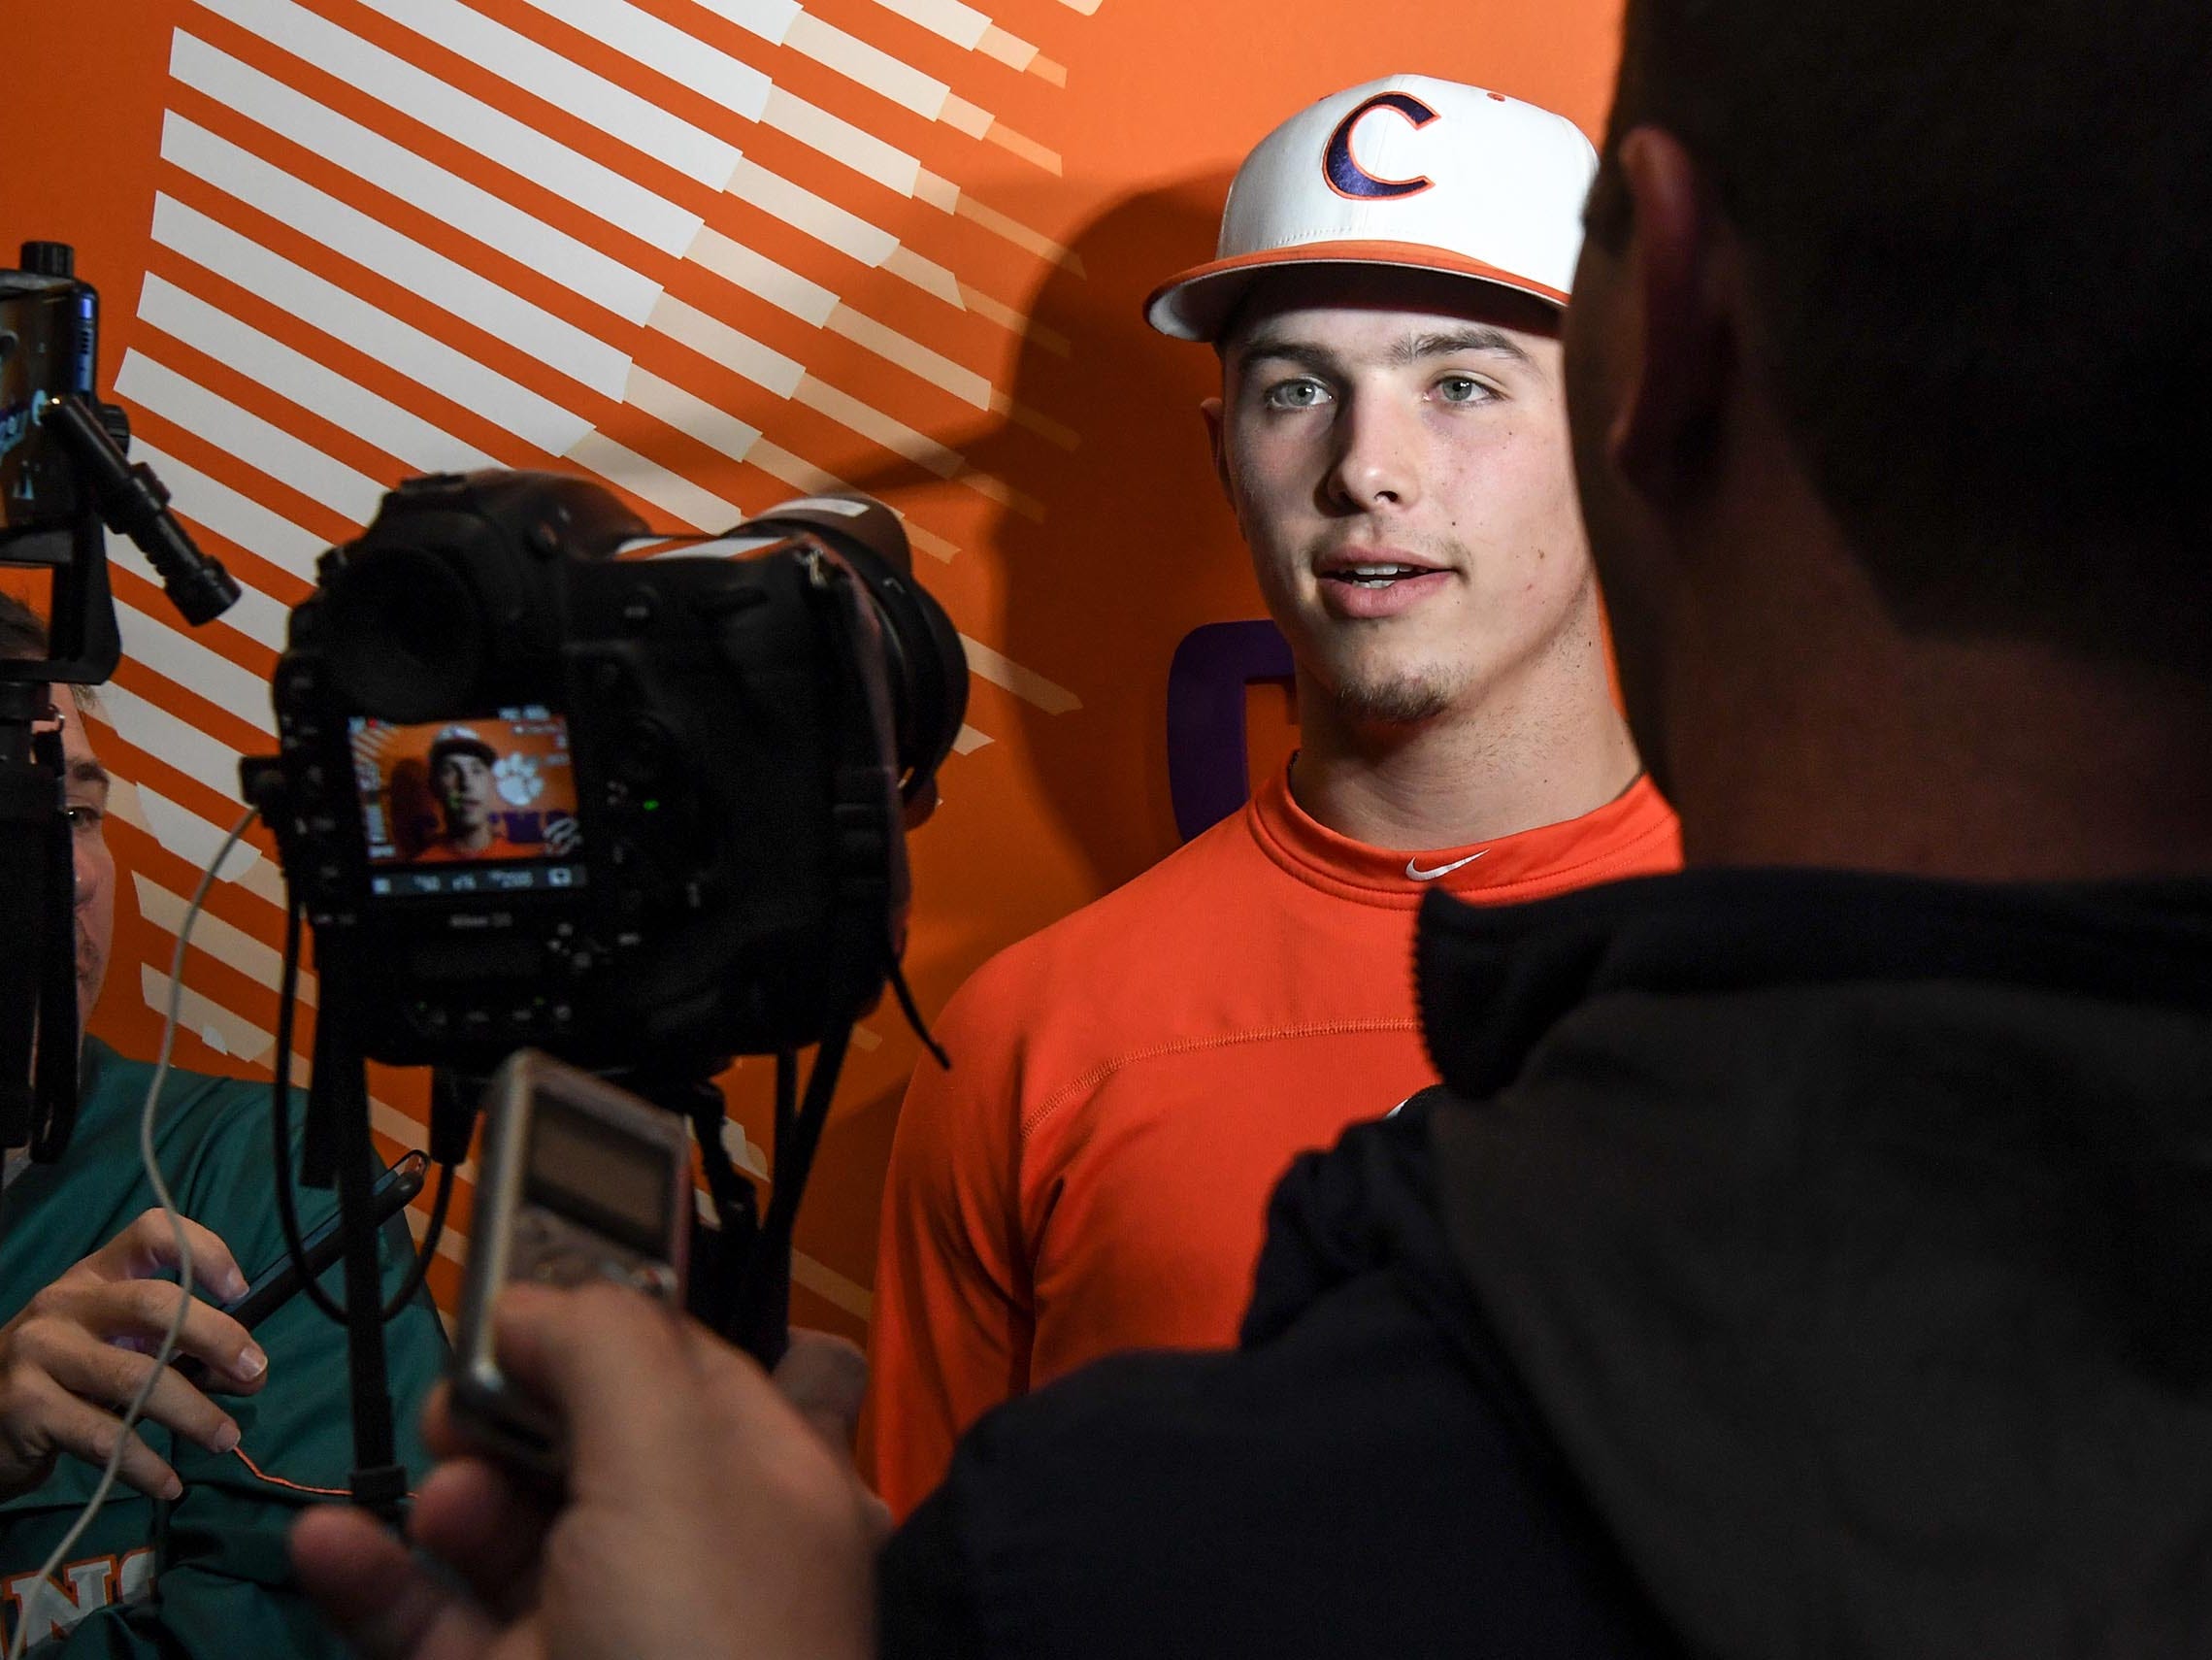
[435,753,494,833]
[53,693,114,1026]
[1208,266,1595,727]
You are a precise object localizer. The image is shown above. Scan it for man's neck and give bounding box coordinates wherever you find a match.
[1655,481,2212,881]
[1288,660,1642,851]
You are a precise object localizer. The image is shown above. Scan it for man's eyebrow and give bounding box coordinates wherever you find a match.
[67,756,110,789]
[1234,326,1538,376]
[1233,335,1339,377]
[1389,327,1535,368]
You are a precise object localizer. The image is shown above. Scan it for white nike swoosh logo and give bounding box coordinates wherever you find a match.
[1404,850,1488,881]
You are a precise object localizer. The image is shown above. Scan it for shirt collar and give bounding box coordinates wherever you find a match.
[1245,762,1677,908]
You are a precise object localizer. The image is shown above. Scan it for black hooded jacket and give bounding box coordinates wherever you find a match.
[878,870,2212,1658]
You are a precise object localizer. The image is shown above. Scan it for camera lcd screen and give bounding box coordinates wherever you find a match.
[527,1096,673,1249]
[350,709,586,897]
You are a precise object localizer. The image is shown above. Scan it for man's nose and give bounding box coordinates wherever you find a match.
[1324,389,1423,513]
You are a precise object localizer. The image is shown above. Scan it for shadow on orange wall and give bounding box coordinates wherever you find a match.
[788,170,1272,1333]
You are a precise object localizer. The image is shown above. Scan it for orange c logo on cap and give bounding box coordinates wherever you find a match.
[1323,92,1439,201]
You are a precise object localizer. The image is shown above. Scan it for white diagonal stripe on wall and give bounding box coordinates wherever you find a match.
[759,88,922,196]
[560,432,742,531]
[194,0,704,252]
[687,228,839,326]
[647,294,807,398]
[624,368,763,464]
[354,0,1020,318]
[873,0,991,48]
[108,779,287,910]
[138,274,504,476]
[117,351,388,524]
[169,33,665,325]
[862,0,1063,83]
[115,601,279,736]
[141,965,273,1064]
[959,635,1082,712]
[823,306,995,409]
[792,1250,873,1320]
[354,0,747,186]
[150,195,594,454]
[92,683,247,805]
[160,114,636,398]
[132,872,318,1005]
[522,0,776,116]
[721,157,887,267]
[684,232,1004,407]
[681,0,803,45]
[784,13,957,122]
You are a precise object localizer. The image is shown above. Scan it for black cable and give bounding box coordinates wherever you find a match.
[750,1028,850,1272]
[271,887,458,1324]
[375,1157,454,1320]
[775,1047,798,1170]
[885,947,949,1070]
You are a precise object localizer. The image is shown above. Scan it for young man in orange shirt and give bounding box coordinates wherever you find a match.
[865,75,1681,1514]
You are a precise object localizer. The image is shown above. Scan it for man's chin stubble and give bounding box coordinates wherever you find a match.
[1328,674,1454,727]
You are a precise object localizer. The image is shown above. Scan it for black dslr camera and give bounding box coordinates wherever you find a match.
[252,469,967,1078]
[245,470,966,1511]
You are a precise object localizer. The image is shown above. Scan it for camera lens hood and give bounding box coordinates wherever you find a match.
[736,496,969,800]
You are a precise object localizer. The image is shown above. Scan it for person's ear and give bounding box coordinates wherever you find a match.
[1201,396,1233,508]
[1606,125,1734,509]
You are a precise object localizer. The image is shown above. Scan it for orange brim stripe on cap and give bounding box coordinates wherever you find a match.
[1143,240,1570,340]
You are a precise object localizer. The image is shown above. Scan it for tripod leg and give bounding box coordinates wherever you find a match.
[309,996,406,1521]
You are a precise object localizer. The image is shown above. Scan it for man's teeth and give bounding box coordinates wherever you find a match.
[1336,565,1430,588]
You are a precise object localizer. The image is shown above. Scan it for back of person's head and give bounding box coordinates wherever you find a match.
[1588,0,2212,676]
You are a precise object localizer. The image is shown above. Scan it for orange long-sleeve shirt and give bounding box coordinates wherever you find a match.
[863,767,1681,1515]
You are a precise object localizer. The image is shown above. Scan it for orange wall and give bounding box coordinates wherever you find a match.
[1,0,1622,1340]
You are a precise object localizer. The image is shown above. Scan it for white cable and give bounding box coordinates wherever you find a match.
[7,807,257,1660]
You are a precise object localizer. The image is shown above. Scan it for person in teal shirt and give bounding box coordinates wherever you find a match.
[0,595,446,1654]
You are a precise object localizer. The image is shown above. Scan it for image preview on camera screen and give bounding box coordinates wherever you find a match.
[350,709,586,898]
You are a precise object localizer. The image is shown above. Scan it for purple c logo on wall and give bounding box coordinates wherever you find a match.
[1167,619,1295,843]
[1323,92,1440,201]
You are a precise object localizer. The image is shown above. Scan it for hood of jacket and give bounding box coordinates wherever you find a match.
[1413,869,2212,1660]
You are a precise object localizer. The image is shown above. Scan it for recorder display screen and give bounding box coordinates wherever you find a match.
[528,1097,673,1246]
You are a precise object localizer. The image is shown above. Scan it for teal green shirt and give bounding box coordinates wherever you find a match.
[0,1041,447,1655]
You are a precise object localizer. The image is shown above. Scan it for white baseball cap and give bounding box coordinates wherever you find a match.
[1144,74,1600,342]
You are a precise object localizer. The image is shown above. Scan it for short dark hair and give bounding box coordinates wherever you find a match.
[1591,0,2212,674]
[0,589,98,707]
[0,590,49,661]
[428,735,497,776]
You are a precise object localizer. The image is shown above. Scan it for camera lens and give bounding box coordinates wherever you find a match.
[739,497,969,799]
[849,556,968,797]
[323,546,484,722]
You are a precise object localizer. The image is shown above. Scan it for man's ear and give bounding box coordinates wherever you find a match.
[1201,397,1234,509]
[1608,125,1733,509]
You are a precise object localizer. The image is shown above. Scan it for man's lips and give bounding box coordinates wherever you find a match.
[1312,548,1451,580]
[1313,550,1455,619]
